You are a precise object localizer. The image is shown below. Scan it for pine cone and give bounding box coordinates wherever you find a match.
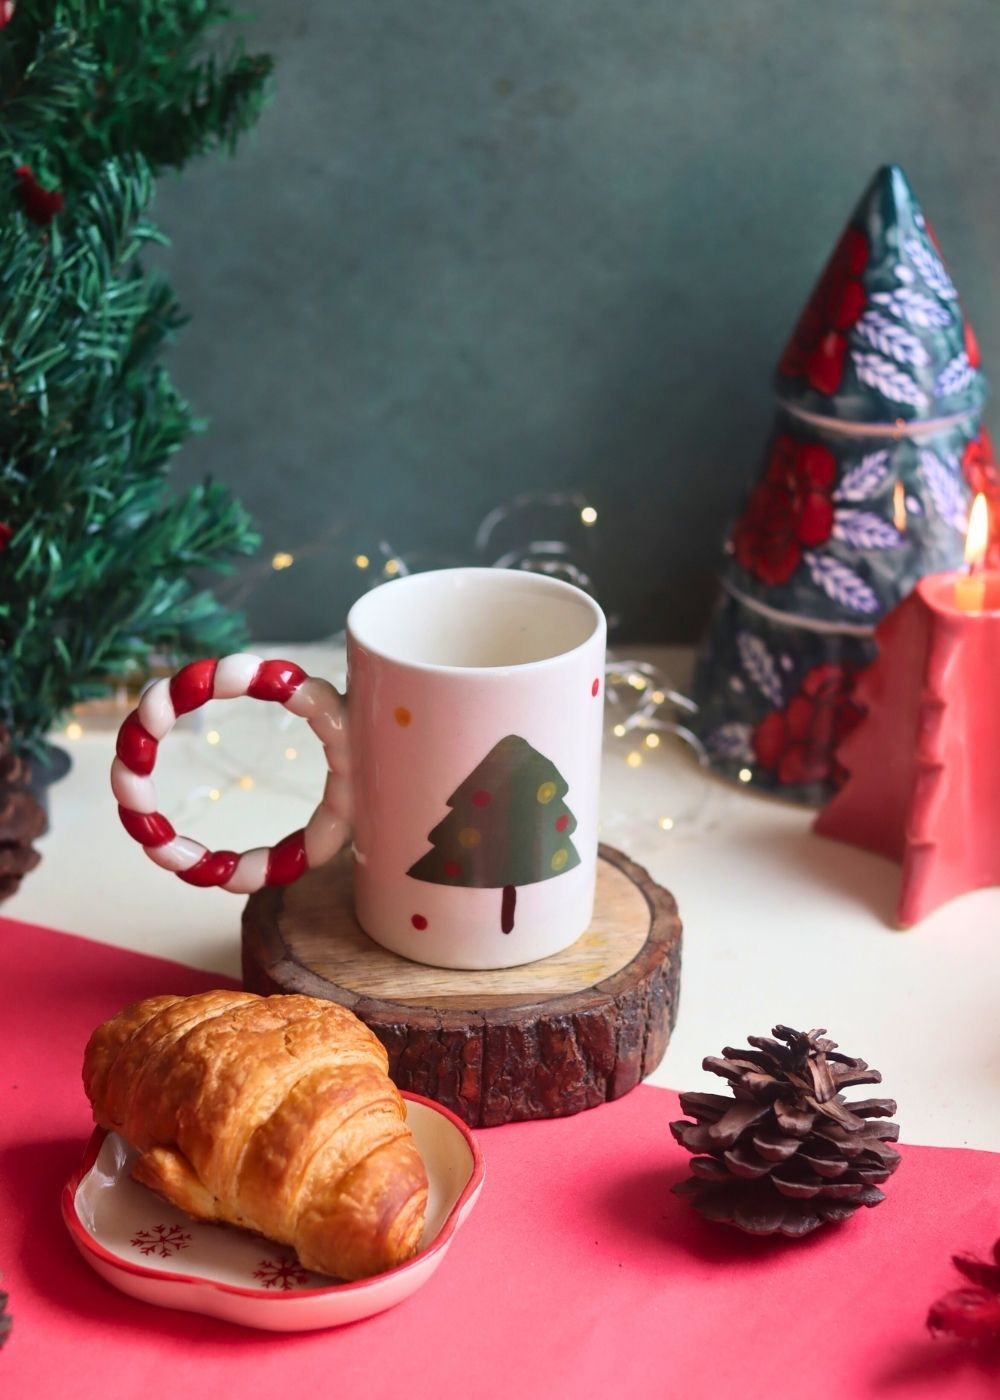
[670,1025,901,1237]
[0,723,44,902]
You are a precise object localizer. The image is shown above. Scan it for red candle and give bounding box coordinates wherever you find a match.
[815,496,1000,927]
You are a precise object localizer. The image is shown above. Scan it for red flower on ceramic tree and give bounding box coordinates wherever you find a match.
[753,663,862,787]
[961,429,1000,567]
[0,523,11,551]
[730,436,836,586]
[928,1236,1000,1343]
[779,225,869,395]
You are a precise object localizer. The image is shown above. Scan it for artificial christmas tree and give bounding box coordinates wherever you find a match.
[408,734,580,933]
[0,3,270,757]
[693,165,992,804]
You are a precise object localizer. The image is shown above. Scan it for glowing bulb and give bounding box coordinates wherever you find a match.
[354,553,370,570]
[284,747,298,760]
[651,690,665,705]
[209,788,221,802]
[65,721,83,740]
[271,551,294,571]
[627,673,647,691]
[580,505,598,526]
[658,816,675,831]
[644,733,661,749]
[738,767,752,784]
[383,558,401,576]
[626,751,643,769]
[239,775,255,791]
[893,479,907,533]
[206,730,221,745]
[612,723,627,738]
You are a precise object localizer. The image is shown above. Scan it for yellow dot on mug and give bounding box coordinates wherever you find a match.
[458,827,481,848]
[394,706,411,727]
[551,848,568,871]
[536,781,556,804]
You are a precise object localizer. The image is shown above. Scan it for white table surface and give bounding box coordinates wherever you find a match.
[10,643,1000,1154]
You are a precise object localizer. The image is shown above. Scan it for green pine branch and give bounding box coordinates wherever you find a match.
[0,2,270,751]
[4,4,272,182]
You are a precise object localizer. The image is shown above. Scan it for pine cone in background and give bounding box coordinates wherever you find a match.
[670,1025,901,1237]
[0,724,45,902]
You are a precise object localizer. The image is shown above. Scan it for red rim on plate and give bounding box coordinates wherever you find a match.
[62,1090,485,1300]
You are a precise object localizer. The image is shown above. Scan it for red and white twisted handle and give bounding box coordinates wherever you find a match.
[112,654,349,893]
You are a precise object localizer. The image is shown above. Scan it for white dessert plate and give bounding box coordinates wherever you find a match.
[62,1092,484,1332]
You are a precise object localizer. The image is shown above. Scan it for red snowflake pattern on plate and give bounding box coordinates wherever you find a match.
[253,1256,312,1290]
[130,1223,192,1258]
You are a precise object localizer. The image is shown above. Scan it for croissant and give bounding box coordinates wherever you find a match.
[83,990,428,1280]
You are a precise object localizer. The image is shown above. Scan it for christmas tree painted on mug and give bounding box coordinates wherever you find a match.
[408,735,580,934]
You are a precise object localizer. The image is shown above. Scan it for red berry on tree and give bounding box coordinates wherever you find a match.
[14,165,64,226]
[0,2,15,27]
[472,789,491,807]
[0,522,11,551]
[555,814,569,832]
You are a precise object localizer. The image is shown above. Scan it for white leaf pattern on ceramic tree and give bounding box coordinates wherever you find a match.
[736,632,784,707]
[803,552,880,614]
[832,510,902,550]
[851,352,926,409]
[855,311,929,367]
[871,286,951,329]
[833,450,891,503]
[707,722,755,762]
[903,235,958,301]
[935,351,976,398]
[918,449,967,531]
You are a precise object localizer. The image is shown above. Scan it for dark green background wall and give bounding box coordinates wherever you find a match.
[156,0,999,642]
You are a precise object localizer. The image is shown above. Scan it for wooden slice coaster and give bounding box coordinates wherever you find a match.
[242,843,682,1127]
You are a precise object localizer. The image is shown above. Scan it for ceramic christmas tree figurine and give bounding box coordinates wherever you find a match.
[693,164,994,803]
[408,735,580,933]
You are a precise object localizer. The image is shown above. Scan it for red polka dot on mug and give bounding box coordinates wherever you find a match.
[411,913,428,930]
[591,678,600,697]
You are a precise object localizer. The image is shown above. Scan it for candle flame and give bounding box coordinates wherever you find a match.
[965,493,990,569]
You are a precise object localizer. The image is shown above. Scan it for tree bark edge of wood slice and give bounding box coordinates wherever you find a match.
[241,843,682,1127]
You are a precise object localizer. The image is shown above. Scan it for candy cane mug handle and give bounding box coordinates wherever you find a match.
[111,654,349,893]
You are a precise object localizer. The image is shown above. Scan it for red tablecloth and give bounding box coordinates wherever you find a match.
[2,917,999,1399]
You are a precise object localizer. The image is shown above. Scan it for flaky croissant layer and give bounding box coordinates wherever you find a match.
[83,990,428,1280]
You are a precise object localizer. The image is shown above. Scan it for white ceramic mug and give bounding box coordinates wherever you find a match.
[112,568,606,970]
